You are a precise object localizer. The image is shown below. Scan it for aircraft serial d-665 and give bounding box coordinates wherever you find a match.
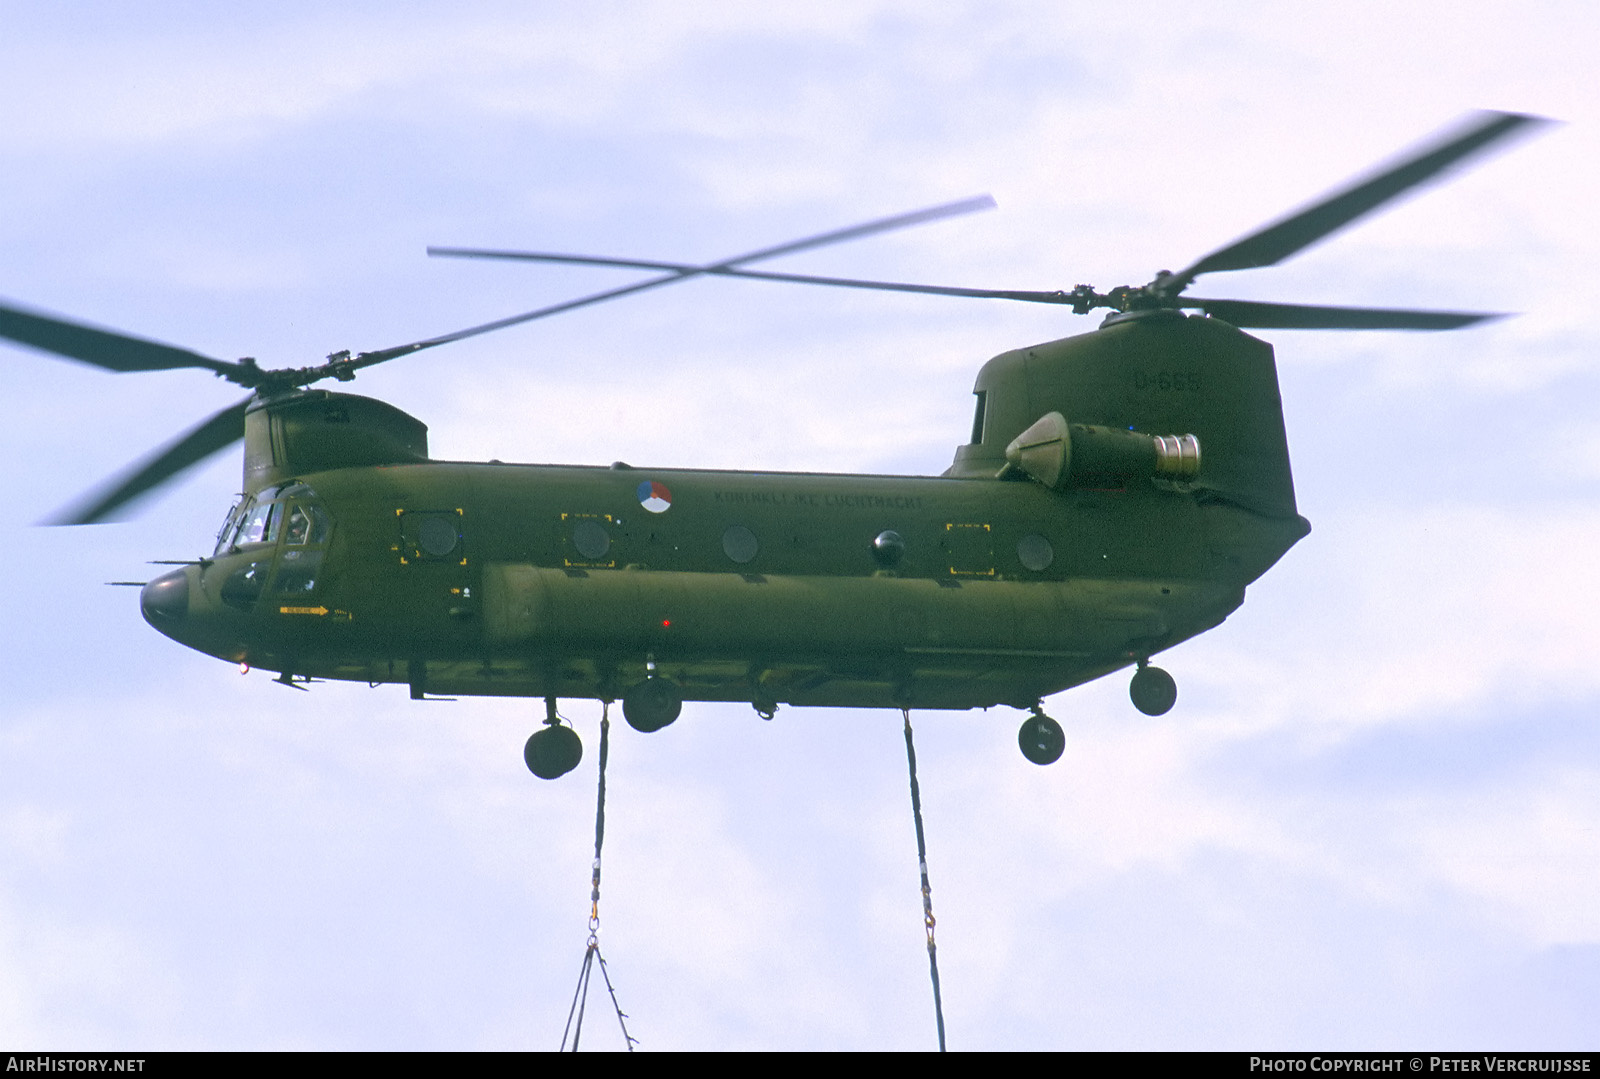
[1,111,1546,776]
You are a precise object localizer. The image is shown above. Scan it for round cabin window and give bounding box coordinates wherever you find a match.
[722,525,759,565]
[573,520,611,560]
[418,516,459,557]
[1017,533,1054,571]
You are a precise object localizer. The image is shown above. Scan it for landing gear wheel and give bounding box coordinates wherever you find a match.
[1129,664,1177,716]
[524,723,583,779]
[623,676,683,733]
[1018,710,1065,765]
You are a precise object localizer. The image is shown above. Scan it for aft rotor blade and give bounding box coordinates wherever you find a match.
[1170,111,1551,289]
[426,248,1077,305]
[360,195,999,370]
[0,298,242,379]
[49,396,253,525]
[1183,297,1505,331]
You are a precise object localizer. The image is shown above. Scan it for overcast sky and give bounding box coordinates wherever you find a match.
[1,0,1596,1051]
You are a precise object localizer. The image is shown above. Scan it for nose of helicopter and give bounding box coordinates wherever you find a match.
[140,568,189,626]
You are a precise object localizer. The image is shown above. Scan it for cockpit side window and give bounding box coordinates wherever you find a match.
[285,505,310,545]
[284,503,331,546]
[271,484,333,596]
[214,498,250,557]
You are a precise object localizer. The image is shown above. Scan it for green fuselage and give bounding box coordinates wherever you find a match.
[145,456,1301,711]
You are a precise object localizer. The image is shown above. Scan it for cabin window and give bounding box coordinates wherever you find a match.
[400,510,465,563]
[418,517,459,557]
[969,390,988,445]
[722,525,759,565]
[572,519,611,561]
[561,512,618,568]
[1017,533,1054,571]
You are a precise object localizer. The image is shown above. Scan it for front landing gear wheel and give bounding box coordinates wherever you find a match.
[1129,664,1177,716]
[524,724,582,779]
[623,676,683,733]
[1018,709,1065,765]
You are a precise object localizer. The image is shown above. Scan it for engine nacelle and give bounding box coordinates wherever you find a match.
[1002,411,1199,490]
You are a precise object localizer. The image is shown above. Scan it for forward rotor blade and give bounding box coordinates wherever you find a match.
[49,396,252,525]
[0,298,241,378]
[1183,297,1505,331]
[426,248,1076,304]
[1170,111,1551,288]
[363,195,999,370]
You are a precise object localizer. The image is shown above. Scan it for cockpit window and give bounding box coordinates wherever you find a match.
[284,503,331,546]
[213,484,331,557]
[214,499,249,557]
[236,500,280,547]
[273,484,331,595]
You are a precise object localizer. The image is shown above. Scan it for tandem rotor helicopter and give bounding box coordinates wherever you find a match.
[1,110,1546,777]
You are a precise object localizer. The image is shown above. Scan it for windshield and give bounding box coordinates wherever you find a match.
[235,500,280,547]
[212,483,332,556]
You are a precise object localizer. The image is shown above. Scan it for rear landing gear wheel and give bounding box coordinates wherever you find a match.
[1129,664,1177,716]
[623,676,683,733]
[1018,708,1065,765]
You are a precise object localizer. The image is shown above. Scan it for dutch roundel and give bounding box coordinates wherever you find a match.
[637,480,672,514]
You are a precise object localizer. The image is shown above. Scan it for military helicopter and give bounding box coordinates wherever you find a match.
[0,110,1544,777]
